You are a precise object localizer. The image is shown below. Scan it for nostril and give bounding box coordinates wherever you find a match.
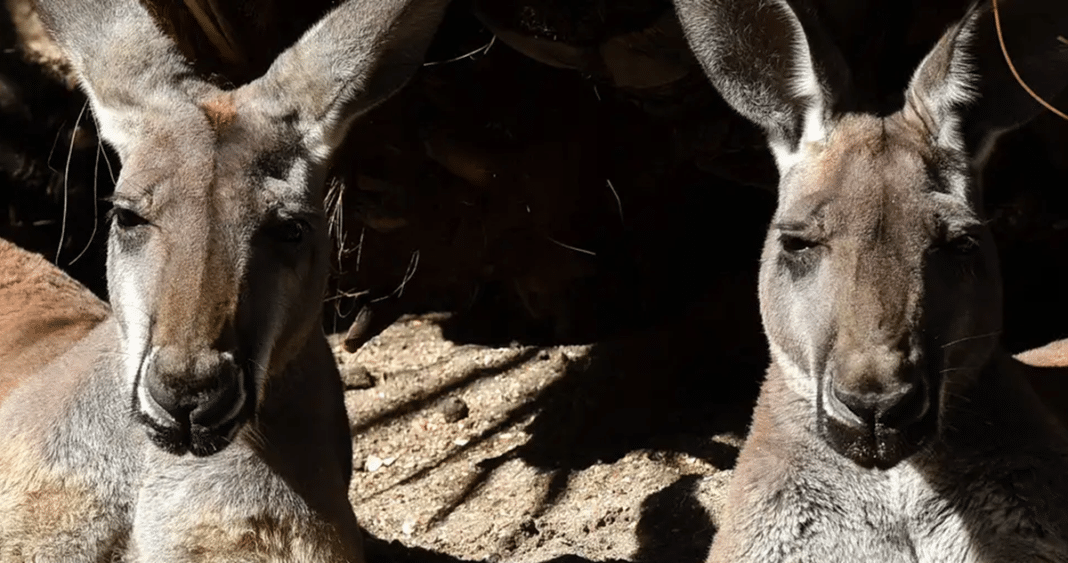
[142,351,244,428]
[145,374,192,420]
[189,373,242,428]
[832,382,925,427]
[879,383,927,428]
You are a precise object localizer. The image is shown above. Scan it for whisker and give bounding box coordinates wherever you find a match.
[55,100,90,264]
[70,117,105,265]
[941,331,1001,350]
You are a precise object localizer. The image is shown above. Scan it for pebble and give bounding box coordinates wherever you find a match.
[365,455,396,472]
[437,397,470,422]
[340,363,375,390]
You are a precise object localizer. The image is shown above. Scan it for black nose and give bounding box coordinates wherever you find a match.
[831,381,927,428]
[144,349,243,428]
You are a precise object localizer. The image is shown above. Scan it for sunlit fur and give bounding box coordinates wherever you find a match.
[674,0,1068,560]
[0,0,449,559]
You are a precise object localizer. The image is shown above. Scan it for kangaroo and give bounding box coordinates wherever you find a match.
[673,0,1068,560]
[0,0,448,560]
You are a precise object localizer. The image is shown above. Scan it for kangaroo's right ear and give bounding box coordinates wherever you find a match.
[33,0,217,163]
[673,0,848,173]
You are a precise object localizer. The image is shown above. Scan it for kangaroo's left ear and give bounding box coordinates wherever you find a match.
[241,0,451,163]
[904,0,1068,167]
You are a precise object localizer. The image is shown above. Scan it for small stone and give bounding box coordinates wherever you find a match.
[365,455,384,472]
[454,438,470,446]
[402,518,416,536]
[382,456,397,467]
[340,363,375,390]
[437,397,470,423]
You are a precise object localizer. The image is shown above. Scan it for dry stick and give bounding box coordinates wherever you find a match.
[992,0,1068,121]
[423,36,496,66]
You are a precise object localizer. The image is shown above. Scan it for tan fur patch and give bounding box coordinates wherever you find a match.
[182,512,356,562]
[0,437,124,561]
[201,94,238,131]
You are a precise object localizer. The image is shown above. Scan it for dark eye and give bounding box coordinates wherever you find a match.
[108,206,149,229]
[780,234,819,254]
[945,234,981,256]
[272,219,309,244]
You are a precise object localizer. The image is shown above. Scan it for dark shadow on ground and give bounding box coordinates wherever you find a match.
[513,265,767,472]
[361,474,718,563]
[365,533,482,563]
[633,475,715,563]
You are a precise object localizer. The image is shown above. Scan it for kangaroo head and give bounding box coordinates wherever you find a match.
[676,0,1068,468]
[38,0,449,456]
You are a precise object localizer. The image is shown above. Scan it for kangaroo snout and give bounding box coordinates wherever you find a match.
[829,379,926,429]
[140,348,249,456]
[826,347,928,430]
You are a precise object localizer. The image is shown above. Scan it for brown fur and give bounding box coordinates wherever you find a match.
[200,93,238,132]
[8,0,451,558]
[0,238,108,403]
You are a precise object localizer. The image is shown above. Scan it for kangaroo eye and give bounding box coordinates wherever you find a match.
[780,234,819,253]
[107,206,149,229]
[947,235,980,255]
[271,219,309,244]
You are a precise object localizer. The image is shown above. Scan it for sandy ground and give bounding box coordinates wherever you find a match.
[331,307,766,563]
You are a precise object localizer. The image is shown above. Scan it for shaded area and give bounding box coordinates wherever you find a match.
[0,6,113,298]
[514,267,766,472]
[633,476,715,563]
[365,533,482,563]
[349,347,541,436]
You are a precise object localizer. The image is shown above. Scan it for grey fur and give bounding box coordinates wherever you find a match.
[672,0,1068,561]
[1,0,449,560]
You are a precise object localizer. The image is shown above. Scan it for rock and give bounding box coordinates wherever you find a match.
[365,455,384,472]
[365,455,396,473]
[340,363,375,390]
[437,397,470,422]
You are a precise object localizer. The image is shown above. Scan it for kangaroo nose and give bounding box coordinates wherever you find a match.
[831,380,926,428]
[144,349,242,428]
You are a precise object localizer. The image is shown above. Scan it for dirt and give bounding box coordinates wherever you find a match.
[332,310,762,563]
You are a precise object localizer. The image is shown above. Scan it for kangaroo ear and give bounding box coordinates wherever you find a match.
[34,0,217,162]
[673,0,848,173]
[243,0,450,163]
[904,0,1068,167]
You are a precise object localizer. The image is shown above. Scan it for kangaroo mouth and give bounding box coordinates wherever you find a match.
[134,365,256,457]
[138,407,251,457]
[817,376,937,470]
[818,415,930,469]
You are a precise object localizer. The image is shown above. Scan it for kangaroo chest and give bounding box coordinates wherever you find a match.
[798,460,1068,563]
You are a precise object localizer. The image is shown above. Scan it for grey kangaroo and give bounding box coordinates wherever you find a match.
[0,0,448,560]
[673,0,1068,560]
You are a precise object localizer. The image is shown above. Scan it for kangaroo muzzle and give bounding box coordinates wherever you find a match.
[138,347,251,456]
